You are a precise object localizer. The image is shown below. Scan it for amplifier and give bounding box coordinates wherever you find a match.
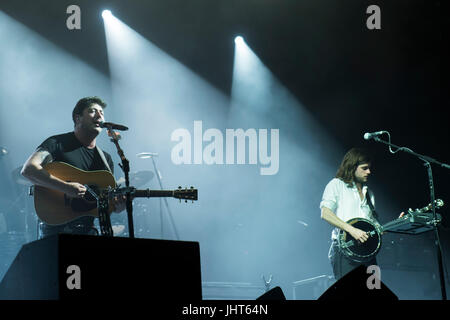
[0,233,202,300]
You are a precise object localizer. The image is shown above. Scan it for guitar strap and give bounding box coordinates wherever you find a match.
[95,146,114,236]
[96,146,112,173]
[365,189,379,221]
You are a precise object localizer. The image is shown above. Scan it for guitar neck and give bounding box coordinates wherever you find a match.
[381,213,415,233]
[116,187,197,201]
[134,189,175,198]
[381,221,398,233]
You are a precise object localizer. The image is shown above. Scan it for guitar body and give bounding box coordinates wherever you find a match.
[34,162,116,225]
[337,218,382,263]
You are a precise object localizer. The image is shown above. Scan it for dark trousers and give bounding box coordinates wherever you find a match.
[328,241,377,281]
[39,219,98,239]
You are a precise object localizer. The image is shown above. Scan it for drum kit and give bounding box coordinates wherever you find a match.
[1,147,32,280]
[1,157,40,243]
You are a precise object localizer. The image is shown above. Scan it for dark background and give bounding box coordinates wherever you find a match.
[0,0,448,299]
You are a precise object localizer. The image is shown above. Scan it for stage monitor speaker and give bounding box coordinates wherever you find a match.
[256,286,286,300]
[318,265,398,300]
[0,234,202,300]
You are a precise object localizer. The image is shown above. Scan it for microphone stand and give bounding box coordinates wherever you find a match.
[151,156,180,240]
[106,127,134,239]
[262,274,273,292]
[371,136,449,300]
[137,153,180,240]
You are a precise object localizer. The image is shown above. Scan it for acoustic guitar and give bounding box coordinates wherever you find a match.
[33,162,198,225]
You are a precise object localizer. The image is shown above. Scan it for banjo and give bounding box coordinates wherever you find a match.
[337,199,444,262]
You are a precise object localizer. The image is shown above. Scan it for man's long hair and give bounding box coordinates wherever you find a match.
[336,148,371,186]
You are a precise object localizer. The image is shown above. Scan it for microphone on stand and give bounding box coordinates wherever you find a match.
[363,131,387,140]
[99,121,128,131]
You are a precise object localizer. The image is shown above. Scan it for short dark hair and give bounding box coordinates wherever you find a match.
[336,148,372,186]
[72,96,107,124]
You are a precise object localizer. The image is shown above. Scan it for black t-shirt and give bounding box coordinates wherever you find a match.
[37,131,114,231]
[38,131,114,174]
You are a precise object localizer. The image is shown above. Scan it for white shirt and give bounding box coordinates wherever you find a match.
[320,178,377,240]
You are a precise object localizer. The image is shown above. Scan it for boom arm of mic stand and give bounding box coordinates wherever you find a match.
[150,156,180,240]
[373,137,450,169]
[106,127,135,239]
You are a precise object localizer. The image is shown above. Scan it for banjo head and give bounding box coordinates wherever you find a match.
[338,218,381,262]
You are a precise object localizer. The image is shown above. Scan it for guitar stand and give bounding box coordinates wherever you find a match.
[262,274,273,292]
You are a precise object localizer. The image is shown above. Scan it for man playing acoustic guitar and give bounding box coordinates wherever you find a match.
[21,97,126,238]
[320,148,404,280]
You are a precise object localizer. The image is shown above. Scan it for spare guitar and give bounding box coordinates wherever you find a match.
[337,199,444,262]
[33,161,198,225]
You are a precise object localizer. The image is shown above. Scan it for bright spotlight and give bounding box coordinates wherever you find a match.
[102,10,112,19]
[234,36,244,45]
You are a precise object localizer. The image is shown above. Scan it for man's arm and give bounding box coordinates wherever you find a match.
[21,149,86,198]
[321,207,369,243]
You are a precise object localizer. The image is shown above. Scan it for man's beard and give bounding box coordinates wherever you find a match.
[354,175,367,184]
[81,122,101,136]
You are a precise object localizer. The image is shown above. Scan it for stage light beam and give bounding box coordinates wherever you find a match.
[102,10,112,20]
[234,36,244,46]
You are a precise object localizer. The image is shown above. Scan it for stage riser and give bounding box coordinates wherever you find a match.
[0,234,202,300]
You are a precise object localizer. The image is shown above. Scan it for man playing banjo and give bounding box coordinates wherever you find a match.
[320,148,403,280]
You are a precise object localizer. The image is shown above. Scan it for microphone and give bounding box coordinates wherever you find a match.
[99,121,128,131]
[364,131,387,140]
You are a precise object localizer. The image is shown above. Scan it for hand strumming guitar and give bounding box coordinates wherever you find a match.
[63,181,126,212]
[63,182,87,198]
[348,226,369,243]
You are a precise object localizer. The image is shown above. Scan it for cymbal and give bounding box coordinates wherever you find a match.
[11,166,31,186]
[0,147,8,157]
[117,170,154,187]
